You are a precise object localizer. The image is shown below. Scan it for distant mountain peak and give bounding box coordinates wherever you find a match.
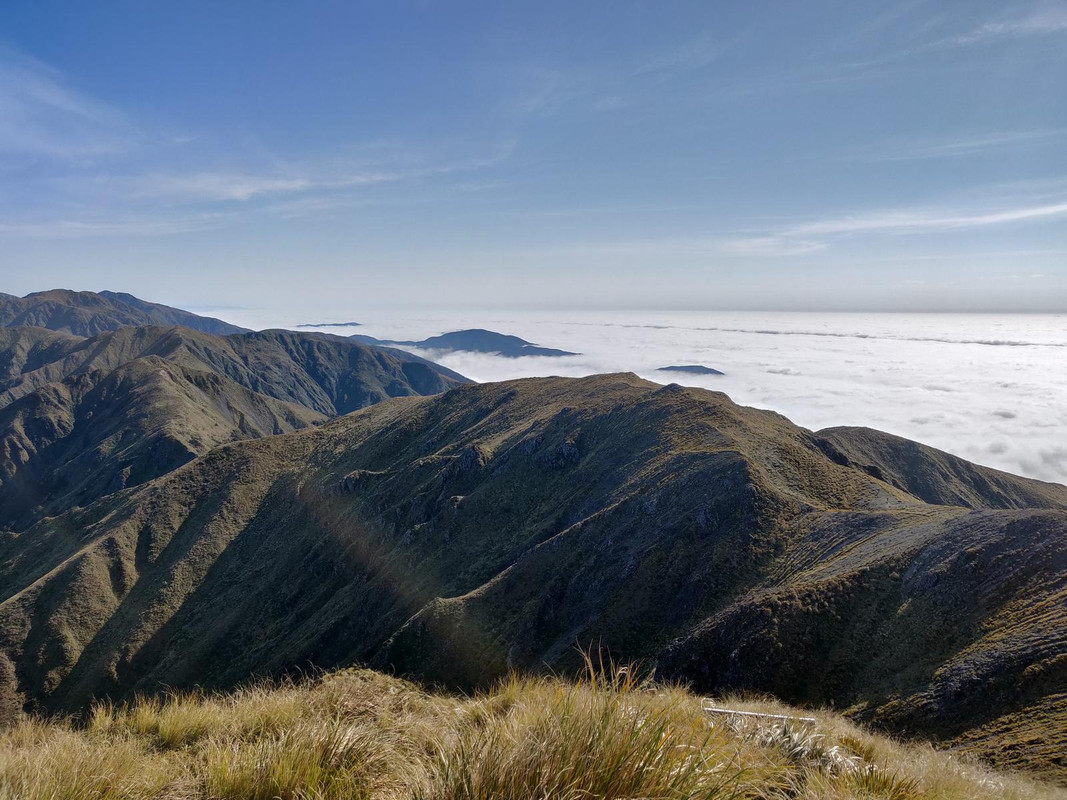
[0,288,248,337]
[351,327,579,357]
[657,365,725,376]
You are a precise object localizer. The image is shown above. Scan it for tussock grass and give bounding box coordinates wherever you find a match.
[201,718,393,800]
[0,717,178,800]
[89,682,308,749]
[423,664,746,800]
[0,661,1061,800]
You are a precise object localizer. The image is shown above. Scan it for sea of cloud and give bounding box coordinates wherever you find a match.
[220,307,1067,485]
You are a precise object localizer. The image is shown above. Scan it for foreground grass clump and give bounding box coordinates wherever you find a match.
[426,667,746,799]
[0,662,1062,800]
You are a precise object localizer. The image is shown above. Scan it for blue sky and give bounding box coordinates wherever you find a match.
[1,1,1065,311]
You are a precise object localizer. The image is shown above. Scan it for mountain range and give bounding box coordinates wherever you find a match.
[0,290,1064,783]
[0,292,467,532]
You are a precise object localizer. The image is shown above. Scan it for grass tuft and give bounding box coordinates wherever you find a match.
[0,662,1060,800]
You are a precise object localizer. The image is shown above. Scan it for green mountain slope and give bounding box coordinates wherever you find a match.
[0,325,468,530]
[0,374,1062,779]
[0,325,467,413]
[0,290,247,336]
[0,356,325,530]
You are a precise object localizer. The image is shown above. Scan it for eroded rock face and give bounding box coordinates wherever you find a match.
[338,470,387,493]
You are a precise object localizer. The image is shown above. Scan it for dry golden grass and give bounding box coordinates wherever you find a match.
[0,662,1061,800]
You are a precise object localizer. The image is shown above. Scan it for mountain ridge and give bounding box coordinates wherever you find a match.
[0,290,248,337]
[0,324,469,532]
[0,372,1062,779]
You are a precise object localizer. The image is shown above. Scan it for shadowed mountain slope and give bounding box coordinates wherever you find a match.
[0,374,1062,779]
[0,325,468,531]
[0,290,248,337]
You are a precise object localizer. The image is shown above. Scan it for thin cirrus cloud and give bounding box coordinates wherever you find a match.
[116,171,393,204]
[0,42,516,235]
[789,199,1067,236]
[74,144,516,207]
[772,5,1067,91]
[940,4,1067,47]
[0,213,228,238]
[715,237,826,256]
[0,48,136,161]
[630,35,726,78]
[844,129,1066,162]
[509,33,727,118]
[528,195,1067,264]
[2,148,512,235]
[718,196,1067,255]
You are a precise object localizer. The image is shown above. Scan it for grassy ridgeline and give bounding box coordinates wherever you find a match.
[0,664,1061,800]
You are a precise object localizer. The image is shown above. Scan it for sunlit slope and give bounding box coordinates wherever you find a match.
[0,325,467,412]
[0,325,468,530]
[0,356,325,530]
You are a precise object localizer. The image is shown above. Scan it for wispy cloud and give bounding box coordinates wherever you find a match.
[0,141,515,235]
[0,47,136,161]
[505,32,727,118]
[788,200,1067,237]
[127,173,318,202]
[0,45,516,235]
[108,142,517,205]
[722,196,1067,254]
[472,191,1067,263]
[631,35,726,78]
[716,237,826,256]
[940,4,1067,47]
[0,214,226,238]
[507,67,590,116]
[844,129,1066,162]
[503,234,827,262]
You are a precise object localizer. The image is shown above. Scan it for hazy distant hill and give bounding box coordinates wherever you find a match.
[0,325,468,530]
[1,373,1062,778]
[0,290,248,337]
[352,328,579,357]
[657,365,724,375]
